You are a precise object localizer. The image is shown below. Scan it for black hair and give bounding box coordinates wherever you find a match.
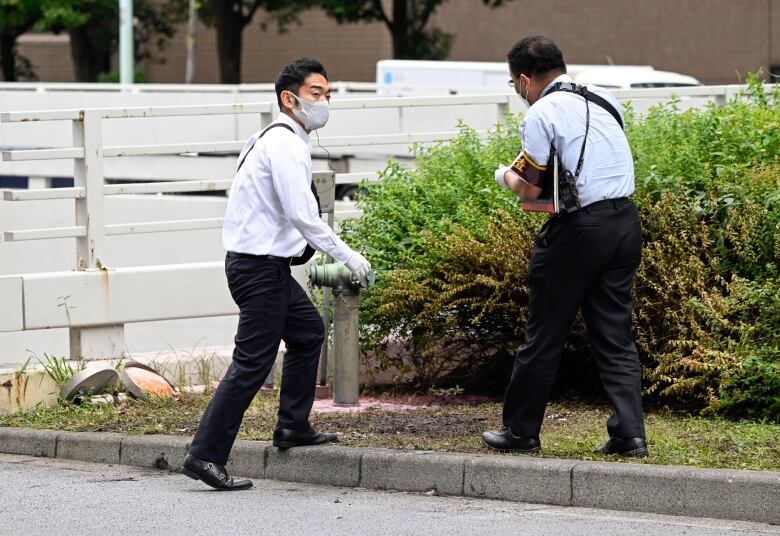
[507,36,567,78]
[275,58,329,109]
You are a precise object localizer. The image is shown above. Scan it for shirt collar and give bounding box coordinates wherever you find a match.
[275,112,310,144]
[541,73,574,99]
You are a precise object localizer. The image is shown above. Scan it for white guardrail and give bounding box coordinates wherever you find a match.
[0,94,511,362]
[0,81,379,95]
[0,94,512,250]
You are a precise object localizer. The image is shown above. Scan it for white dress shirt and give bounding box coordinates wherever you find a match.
[519,74,635,208]
[222,113,353,263]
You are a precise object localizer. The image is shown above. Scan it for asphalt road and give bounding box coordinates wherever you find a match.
[0,454,777,536]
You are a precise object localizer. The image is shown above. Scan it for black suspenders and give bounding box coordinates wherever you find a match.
[237,122,322,219]
[236,122,320,265]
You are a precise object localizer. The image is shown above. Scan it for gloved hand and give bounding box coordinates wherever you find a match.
[494,165,512,189]
[345,251,372,288]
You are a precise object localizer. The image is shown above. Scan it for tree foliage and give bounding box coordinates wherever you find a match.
[41,0,180,82]
[168,0,306,83]
[315,0,513,59]
[0,0,44,80]
[0,0,179,82]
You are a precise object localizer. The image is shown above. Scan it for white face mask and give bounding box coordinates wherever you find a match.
[518,77,531,108]
[287,91,329,131]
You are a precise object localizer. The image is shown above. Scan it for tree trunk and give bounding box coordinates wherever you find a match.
[0,31,17,82]
[69,27,112,82]
[214,0,244,84]
[390,0,409,58]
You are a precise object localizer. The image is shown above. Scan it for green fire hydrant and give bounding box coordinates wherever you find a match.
[309,263,375,406]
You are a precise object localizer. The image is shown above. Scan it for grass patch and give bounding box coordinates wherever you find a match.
[1,394,778,472]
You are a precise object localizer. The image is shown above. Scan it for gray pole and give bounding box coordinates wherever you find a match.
[332,290,360,406]
[119,0,134,84]
[185,0,197,84]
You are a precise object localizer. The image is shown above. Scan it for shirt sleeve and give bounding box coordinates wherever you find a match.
[507,111,553,187]
[520,110,553,167]
[266,134,354,264]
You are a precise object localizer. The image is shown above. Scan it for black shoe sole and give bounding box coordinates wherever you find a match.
[482,438,541,454]
[181,467,200,481]
[181,466,253,490]
[596,447,649,458]
[272,438,338,449]
[620,447,649,458]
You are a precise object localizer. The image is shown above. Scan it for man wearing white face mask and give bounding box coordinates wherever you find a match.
[483,37,646,459]
[183,58,372,491]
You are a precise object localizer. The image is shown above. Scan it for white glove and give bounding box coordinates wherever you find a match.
[494,165,512,189]
[345,251,372,288]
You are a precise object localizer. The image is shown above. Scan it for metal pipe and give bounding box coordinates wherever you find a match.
[185,0,197,84]
[332,289,359,406]
[310,262,373,406]
[119,0,134,85]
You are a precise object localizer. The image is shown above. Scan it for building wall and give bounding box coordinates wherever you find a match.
[433,0,774,85]
[8,1,778,84]
[15,33,76,83]
[145,9,392,84]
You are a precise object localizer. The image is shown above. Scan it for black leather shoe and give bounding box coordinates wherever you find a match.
[596,437,649,458]
[482,427,541,453]
[181,454,253,490]
[273,427,339,448]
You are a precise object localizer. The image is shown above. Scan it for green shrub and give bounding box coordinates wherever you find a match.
[344,78,780,421]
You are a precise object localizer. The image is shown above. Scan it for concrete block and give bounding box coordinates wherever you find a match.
[361,449,467,496]
[266,445,361,487]
[0,427,58,457]
[0,276,23,331]
[679,467,780,525]
[226,439,269,479]
[572,462,780,524]
[56,431,123,464]
[464,455,575,506]
[0,369,59,415]
[573,462,686,516]
[121,434,191,471]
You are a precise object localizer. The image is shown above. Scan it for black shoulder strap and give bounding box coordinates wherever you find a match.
[546,82,624,130]
[236,122,295,171]
[234,121,320,266]
[237,121,320,215]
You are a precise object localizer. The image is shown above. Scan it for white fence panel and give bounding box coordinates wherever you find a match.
[19,262,236,330]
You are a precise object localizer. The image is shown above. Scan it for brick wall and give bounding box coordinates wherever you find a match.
[432,0,772,85]
[14,33,76,82]
[145,9,391,84]
[6,1,776,85]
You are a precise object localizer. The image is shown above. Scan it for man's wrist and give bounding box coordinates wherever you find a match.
[494,166,512,189]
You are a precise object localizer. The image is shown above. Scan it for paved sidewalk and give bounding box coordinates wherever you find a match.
[0,427,778,525]
[3,454,778,536]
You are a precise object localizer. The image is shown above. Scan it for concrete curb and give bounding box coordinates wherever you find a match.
[1,427,778,525]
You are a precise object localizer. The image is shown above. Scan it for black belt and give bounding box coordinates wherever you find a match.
[579,197,630,212]
[226,251,293,263]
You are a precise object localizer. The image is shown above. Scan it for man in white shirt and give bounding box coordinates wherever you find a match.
[183,58,372,490]
[483,37,647,458]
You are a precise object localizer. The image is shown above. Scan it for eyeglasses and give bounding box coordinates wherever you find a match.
[507,78,515,87]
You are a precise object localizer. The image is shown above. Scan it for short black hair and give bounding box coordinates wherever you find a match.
[275,58,328,109]
[507,36,566,78]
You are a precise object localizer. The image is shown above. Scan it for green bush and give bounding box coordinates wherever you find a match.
[343,78,780,421]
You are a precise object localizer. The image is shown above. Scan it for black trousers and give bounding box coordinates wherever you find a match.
[502,197,645,439]
[189,253,325,465]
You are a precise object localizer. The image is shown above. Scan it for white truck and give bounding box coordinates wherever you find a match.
[375,59,700,96]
